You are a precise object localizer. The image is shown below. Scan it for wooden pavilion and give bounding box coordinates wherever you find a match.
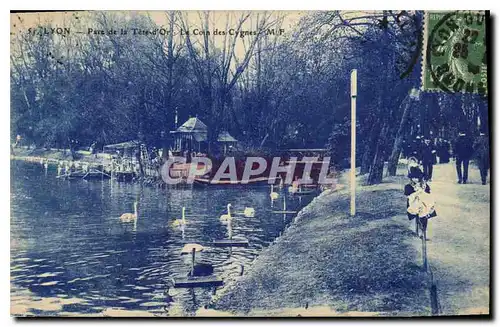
[217,131,238,155]
[170,117,208,153]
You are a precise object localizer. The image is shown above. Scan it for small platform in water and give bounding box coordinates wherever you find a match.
[212,238,249,247]
[173,276,224,288]
[114,171,135,182]
[59,169,110,180]
[291,190,316,196]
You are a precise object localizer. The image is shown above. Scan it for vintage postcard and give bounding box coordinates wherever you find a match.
[10,10,490,317]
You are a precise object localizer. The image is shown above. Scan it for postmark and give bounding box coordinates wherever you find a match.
[422,11,488,94]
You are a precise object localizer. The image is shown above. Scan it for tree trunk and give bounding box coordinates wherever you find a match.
[366,20,392,184]
[387,94,412,176]
[360,118,380,174]
[367,121,390,185]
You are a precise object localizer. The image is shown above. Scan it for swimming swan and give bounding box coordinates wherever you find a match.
[270,184,279,200]
[220,203,232,222]
[120,201,138,222]
[172,207,187,227]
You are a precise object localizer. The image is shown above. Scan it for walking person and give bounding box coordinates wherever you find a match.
[410,136,423,162]
[454,132,474,184]
[404,166,437,235]
[420,138,436,181]
[473,132,490,185]
[438,139,451,163]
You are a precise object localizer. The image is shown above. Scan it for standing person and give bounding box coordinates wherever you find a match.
[454,132,474,184]
[435,138,442,162]
[410,136,422,162]
[439,139,451,163]
[401,139,409,158]
[69,138,77,160]
[89,141,97,157]
[473,132,490,185]
[15,134,22,148]
[420,138,436,181]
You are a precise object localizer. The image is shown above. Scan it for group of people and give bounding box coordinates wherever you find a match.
[403,131,490,236]
[403,132,490,185]
[403,136,450,181]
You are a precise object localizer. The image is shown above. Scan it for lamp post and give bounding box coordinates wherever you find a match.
[350,70,357,217]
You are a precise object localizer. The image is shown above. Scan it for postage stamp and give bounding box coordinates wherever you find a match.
[10,10,490,318]
[422,11,488,94]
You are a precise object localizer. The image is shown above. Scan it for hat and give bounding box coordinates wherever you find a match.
[408,166,424,179]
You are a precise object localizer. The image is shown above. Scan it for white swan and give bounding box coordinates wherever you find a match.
[278,177,284,189]
[270,184,279,200]
[220,203,232,222]
[233,206,255,218]
[172,207,187,227]
[243,207,255,217]
[289,179,300,194]
[120,201,138,222]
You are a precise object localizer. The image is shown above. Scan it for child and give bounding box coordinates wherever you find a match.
[404,166,437,234]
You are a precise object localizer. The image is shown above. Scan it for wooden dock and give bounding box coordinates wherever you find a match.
[58,169,111,180]
[114,171,135,182]
[213,238,249,247]
[291,190,316,196]
[173,275,224,288]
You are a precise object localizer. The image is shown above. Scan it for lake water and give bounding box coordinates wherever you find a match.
[10,161,315,316]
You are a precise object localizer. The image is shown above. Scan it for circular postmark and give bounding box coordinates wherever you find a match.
[426,11,487,94]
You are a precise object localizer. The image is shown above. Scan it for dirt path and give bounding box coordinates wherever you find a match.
[424,162,490,315]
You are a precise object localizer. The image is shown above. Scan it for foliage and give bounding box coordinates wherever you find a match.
[10,11,488,184]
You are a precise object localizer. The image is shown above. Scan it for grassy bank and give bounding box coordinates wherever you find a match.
[207,177,431,317]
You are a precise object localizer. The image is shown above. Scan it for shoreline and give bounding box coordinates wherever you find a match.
[10,147,110,165]
[203,175,432,317]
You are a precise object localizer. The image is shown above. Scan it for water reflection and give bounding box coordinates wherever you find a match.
[11,161,314,316]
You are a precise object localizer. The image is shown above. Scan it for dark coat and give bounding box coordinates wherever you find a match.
[420,143,436,164]
[438,141,451,162]
[409,140,422,160]
[473,136,490,169]
[454,136,474,160]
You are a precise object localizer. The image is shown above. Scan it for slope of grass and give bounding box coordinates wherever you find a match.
[212,181,431,316]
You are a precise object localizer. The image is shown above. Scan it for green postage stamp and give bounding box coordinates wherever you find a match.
[422,11,488,94]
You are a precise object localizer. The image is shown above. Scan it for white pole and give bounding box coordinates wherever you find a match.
[350,70,357,217]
